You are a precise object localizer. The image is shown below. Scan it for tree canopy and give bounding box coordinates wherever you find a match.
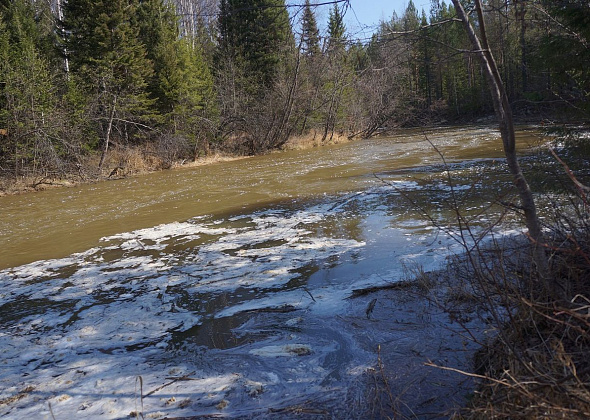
[1,0,589,179]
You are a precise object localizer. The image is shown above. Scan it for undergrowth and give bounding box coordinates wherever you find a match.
[375,127,590,419]
[453,135,590,419]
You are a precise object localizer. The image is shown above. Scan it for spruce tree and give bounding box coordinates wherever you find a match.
[62,0,154,172]
[300,0,320,57]
[321,4,352,141]
[0,0,60,176]
[402,0,420,31]
[63,0,152,89]
[136,0,185,116]
[327,3,345,53]
[217,0,294,93]
[136,0,215,156]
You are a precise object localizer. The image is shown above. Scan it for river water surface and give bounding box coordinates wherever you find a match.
[0,126,561,418]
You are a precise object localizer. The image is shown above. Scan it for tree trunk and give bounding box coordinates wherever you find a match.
[98,95,117,174]
[516,0,528,93]
[450,0,553,295]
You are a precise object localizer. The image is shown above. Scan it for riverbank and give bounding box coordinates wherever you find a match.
[0,131,354,197]
[0,151,248,197]
[3,117,587,198]
[360,225,590,418]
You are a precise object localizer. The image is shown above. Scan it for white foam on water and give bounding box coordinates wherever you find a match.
[0,188,523,419]
[0,205,371,419]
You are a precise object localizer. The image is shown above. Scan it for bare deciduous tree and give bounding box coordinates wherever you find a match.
[450,0,553,295]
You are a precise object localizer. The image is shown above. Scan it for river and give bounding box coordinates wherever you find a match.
[0,126,560,418]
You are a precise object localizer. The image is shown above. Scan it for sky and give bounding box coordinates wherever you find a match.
[344,0,408,40]
[297,0,434,41]
[347,0,406,26]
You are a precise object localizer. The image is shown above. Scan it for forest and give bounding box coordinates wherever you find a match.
[0,0,589,187]
[2,1,590,418]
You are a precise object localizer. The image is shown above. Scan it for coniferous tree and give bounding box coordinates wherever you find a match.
[0,0,61,177]
[136,0,213,118]
[402,0,420,31]
[135,0,216,159]
[215,0,297,153]
[137,0,180,116]
[217,0,294,94]
[194,15,216,66]
[0,10,8,61]
[300,0,320,57]
[428,0,448,103]
[418,9,432,107]
[400,2,420,97]
[326,3,345,53]
[537,0,590,108]
[62,0,154,172]
[294,0,324,136]
[321,3,352,140]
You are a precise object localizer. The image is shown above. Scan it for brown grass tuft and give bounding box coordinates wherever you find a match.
[456,209,590,418]
[281,129,354,150]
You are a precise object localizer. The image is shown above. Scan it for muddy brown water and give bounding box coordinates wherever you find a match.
[1,125,572,419]
[0,126,545,270]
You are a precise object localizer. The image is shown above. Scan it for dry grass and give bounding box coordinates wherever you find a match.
[281,129,355,150]
[452,212,590,419]
[0,130,353,196]
[0,172,83,196]
[464,299,590,419]
[0,386,35,406]
[97,144,168,177]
